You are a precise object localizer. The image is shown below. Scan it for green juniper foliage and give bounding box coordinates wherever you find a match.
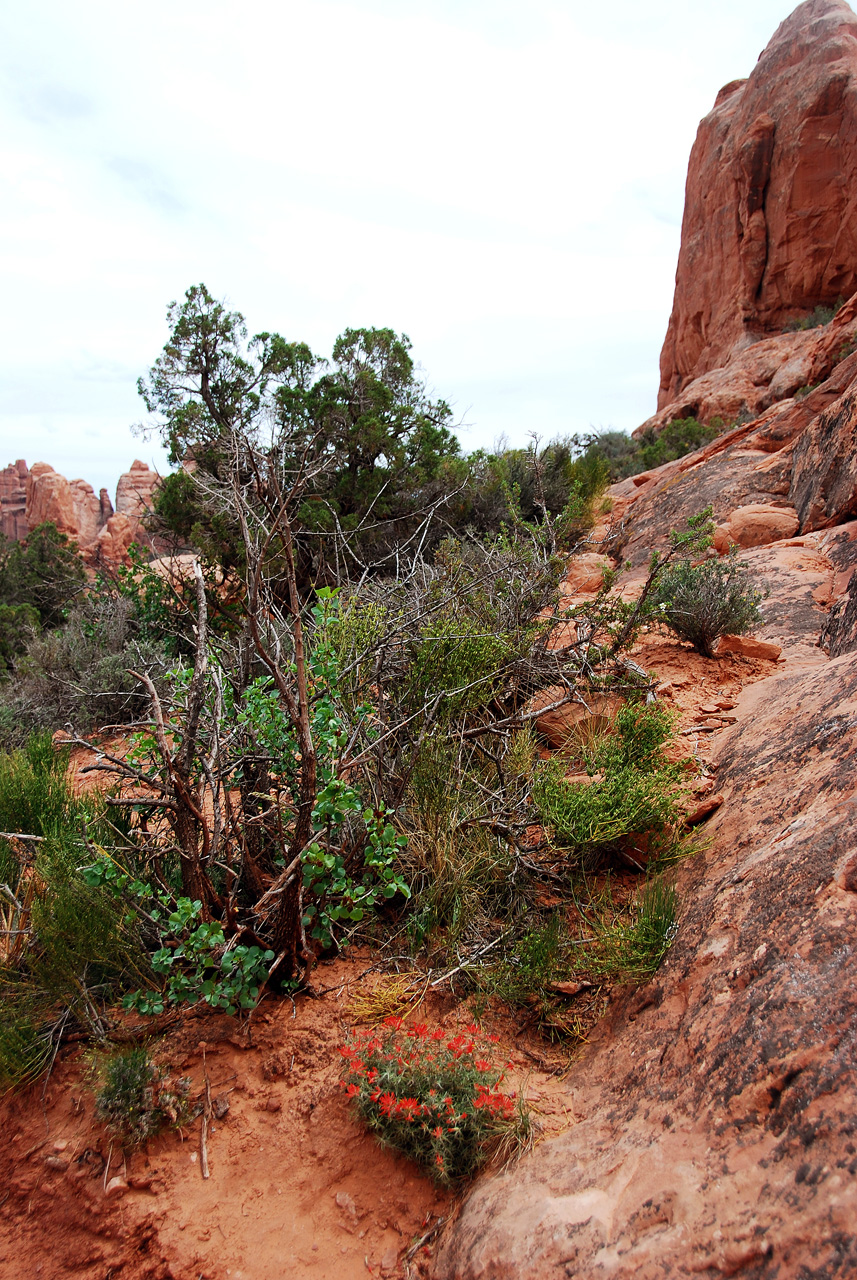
[574,418,721,483]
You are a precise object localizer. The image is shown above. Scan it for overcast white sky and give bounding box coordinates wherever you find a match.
[1,0,801,498]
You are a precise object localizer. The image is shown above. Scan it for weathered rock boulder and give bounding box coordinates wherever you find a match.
[657,0,857,413]
[713,501,800,551]
[115,459,159,527]
[561,552,610,595]
[530,687,619,750]
[68,478,103,549]
[791,381,857,528]
[94,513,137,566]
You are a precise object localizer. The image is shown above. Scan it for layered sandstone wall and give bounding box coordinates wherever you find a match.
[657,0,857,412]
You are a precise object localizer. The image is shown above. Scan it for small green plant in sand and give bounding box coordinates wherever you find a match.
[471,914,571,1010]
[340,1017,530,1185]
[90,1045,192,1147]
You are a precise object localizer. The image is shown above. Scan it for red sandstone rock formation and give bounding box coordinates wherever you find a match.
[2,458,161,566]
[115,459,159,528]
[25,463,80,540]
[657,0,857,415]
[0,459,28,541]
[641,289,857,434]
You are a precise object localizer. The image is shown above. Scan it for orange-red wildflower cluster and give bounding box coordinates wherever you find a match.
[338,1016,517,1185]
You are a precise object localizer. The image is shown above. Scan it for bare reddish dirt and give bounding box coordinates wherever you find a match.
[0,947,595,1280]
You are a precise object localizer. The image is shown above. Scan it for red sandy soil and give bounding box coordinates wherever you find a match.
[0,950,585,1280]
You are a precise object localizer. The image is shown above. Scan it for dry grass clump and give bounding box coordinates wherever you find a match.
[349,972,428,1024]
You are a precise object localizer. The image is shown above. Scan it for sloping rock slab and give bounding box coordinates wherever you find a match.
[613,446,793,569]
[735,539,834,657]
[436,654,857,1279]
[791,383,857,530]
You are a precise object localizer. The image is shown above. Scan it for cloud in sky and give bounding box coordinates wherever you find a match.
[0,0,799,497]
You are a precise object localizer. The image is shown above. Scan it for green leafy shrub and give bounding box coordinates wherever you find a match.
[574,419,721,483]
[0,523,86,631]
[340,1018,528,1184]
[0,603,40,675]
[0,730,74,838]
[634,418,720,472]
[91,1046,191,1146]
[783,300,843,332]
[0,580,175,748]
[534,762,684,868]
[79,863,276,1017]
[653,548,764,658]
[0,735,148,1088]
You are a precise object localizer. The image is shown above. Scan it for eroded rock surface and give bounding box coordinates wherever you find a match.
[115,459,160,528]
[0,459,28,541]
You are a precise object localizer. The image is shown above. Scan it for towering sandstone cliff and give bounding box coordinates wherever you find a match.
[651,0,857,430]
[0,458,160,565]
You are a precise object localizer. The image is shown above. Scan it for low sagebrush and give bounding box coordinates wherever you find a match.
[653,549,764,658]
[91,1046,191,1147]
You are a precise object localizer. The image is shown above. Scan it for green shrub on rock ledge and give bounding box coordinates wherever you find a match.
[653,548,764,658]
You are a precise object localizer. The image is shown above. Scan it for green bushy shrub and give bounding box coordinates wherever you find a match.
[532,703,686,870]
[783,299,843,332]
[583,875,678,980]
[634,417,720,472]
[653,548,764,658]
[472,914,571,1011]
[0,734,147,1088]
[574,419,721,483]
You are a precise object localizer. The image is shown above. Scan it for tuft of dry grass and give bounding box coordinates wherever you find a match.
[349,971,428,1024]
